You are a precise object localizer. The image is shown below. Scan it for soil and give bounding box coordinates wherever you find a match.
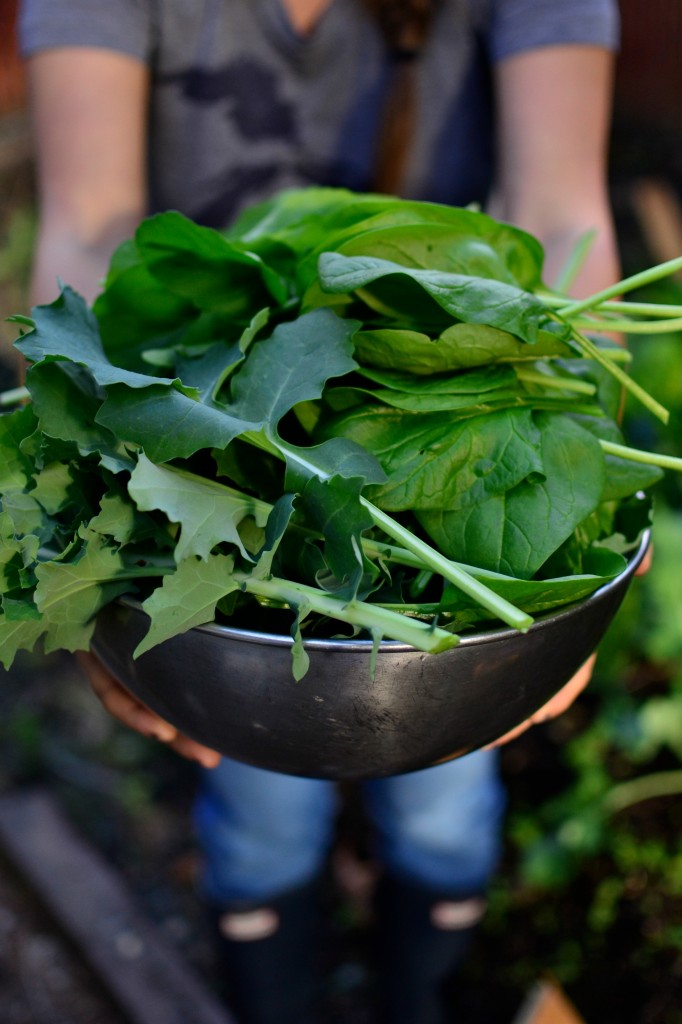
[0,650,680,1024]
[0,854,127,1024]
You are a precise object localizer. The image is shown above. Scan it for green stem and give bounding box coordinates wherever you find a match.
[360,498,533,632]
[540,295,682,318]
[594,347,632,364]
[557,255,682,317]
[602,770,682,816]
[551,229,596,294]
[241,430,533,630]
[233,569,459,653]
[572,316,682,334]
[570,330,669,423]
[515,368,596,395]
[377,601,442,614]
[600,439,682,473]
[0,385,30,408]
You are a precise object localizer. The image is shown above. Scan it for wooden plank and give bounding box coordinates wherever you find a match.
[512,980,587,1024]
[0,787,236,1024]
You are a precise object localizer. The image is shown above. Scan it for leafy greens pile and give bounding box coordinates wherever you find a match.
[2,187,681,678]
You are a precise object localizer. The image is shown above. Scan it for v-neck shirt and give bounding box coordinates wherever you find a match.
[19,0,619,229]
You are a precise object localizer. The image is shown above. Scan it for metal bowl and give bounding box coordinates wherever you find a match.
[91,533,649,780]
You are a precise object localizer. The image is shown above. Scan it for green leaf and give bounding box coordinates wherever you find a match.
[250,494,297,579]
[87,488,166,547]
[34,530,134,653]
[135,211,289,311]
[29,462,75,515]
[353,324,572,375]
[176,307,270,402]
[227,187,396,263]
[278,435,387,491]
[2,493,47,540]
[293,196,544,292]
[135,552,239,657]
[356,365,518,395]
[94,247,195,371]
[0,614,46,669]
[0,406,39,491]
[336,221,539,285]
[96,310,358,463]
[228,308,359,425]
[316,252,566,344]
[0,512,40,593]
[128,454,271,562]
[322,406,543,512]
[436,547,627,624]
[418,413,606,578]
[571,414,664,501]
[1,594,43,622]
[25,362,133,471]
[96,383,259,463]
[343,364,527,414]
[298,474,374,600]
[17,287,194,394]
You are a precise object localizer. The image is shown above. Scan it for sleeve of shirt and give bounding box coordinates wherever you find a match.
[18,0,155,62]
[487,0,620,63]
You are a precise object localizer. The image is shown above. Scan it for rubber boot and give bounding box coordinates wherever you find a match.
[373,874,486,1024]
[210,877,324,1024]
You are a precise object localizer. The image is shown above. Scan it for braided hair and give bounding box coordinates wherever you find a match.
[361,0,440,194]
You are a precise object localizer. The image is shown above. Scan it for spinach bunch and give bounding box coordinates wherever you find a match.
[1,188,680,678]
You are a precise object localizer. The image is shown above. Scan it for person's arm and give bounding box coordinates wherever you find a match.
[27,47,221,766]
[489,44,619,296]
[27,47,149,305]
[486,44,623,746]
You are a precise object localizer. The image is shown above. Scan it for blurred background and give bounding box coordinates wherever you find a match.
[0,1,681,1022]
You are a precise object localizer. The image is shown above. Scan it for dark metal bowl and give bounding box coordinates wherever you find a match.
[91,533,649,780]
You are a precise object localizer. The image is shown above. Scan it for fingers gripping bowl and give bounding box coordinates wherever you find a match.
[91,531,649,781]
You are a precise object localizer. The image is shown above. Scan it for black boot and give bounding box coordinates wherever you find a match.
[373,874,485,1024]
[210,877,324,1024]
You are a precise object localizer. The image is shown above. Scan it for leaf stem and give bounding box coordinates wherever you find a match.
[233,569,459,653]
[557,255,682,316]
[241,430,533,629]
[515,368,596,395]
[360,498,533,632]
[600,439,682,473]
[0,385,30,408]
[569,330,669,423]
[551,229,596,294]
[539,295,682,318]
[572,316,682,334]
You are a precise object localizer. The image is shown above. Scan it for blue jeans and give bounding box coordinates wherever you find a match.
[194,750,505,906]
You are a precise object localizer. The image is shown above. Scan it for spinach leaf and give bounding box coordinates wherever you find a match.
[316,253,567,343]
[319,406,543,512]
[352,324,572,375]
[418,414,606,578]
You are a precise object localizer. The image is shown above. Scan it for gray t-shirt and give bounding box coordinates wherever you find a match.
[19,0,619,229]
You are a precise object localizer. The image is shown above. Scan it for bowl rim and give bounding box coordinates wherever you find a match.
[114,529,651,654]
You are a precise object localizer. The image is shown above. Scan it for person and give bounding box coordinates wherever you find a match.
[18,2,622,1022]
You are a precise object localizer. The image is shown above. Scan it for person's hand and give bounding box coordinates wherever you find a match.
[486,538,653,750]
[635,543,653,577]
[485,654,597,749]
[76,651,222,768]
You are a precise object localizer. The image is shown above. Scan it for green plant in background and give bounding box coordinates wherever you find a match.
[0,203,34,377]
[496,290,682,1009]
